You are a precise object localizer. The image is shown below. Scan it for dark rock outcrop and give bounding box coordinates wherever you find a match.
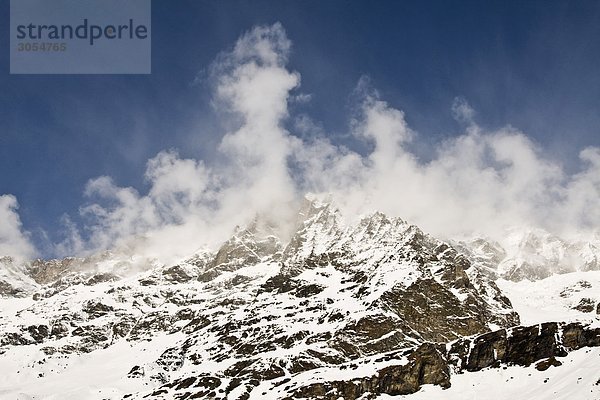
[535,356,562,371]
[292,343,450,399]
[561,322,600,349]
[572,297,596,313]
[449,322,598,372]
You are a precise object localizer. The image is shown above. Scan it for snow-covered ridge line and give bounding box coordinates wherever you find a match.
[3,198,599,295]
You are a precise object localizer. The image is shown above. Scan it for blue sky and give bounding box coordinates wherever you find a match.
[2,0,600,258]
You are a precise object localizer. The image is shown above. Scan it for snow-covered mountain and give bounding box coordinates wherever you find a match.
[455,229,600,281]
[0,199,599,399]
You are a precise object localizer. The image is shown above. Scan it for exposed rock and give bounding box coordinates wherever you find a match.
[561,322,600,350]
[128,365,145,378]
[0,256,39,297]
[27,324,49,343]
[50,320,70,339]
[535,356,562,371]
[83,300,115,319]
[560,280,593,298]
[27,258,77,285]
[0,280,28,297]
[292,343,450,399]
[572,297,596,313]
[112,316,137,339]
[85,273,119,285]
[162,265,194,283]
[451,322,568,370]
[463,329,507,371]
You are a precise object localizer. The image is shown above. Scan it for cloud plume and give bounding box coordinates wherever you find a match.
[54,23,303,262]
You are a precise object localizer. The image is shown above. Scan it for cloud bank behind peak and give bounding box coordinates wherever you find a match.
[2,23,599,263]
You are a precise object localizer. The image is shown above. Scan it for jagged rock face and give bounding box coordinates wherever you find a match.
[28,257,80,285]
[291,343,451,399]
[449,322,569,371]
[198,219,282,281]
[278,201,518,340]
[561,322,600,349]
[0,200,520,399]
[0,252,159,300]
[448,321,600,374]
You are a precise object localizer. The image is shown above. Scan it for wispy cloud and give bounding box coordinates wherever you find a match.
[451,96,476,125]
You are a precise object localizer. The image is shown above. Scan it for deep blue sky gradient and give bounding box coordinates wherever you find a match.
[1,0,600,254]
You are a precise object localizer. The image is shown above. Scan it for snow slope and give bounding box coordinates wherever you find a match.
[497,271,600,325]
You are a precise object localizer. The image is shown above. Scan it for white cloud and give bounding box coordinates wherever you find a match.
[0,195,35,260]
[52,23,302,263]
[289,79,599,244]
[559,147,600,234]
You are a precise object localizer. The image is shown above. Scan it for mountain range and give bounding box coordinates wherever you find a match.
[0,198,599,399]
